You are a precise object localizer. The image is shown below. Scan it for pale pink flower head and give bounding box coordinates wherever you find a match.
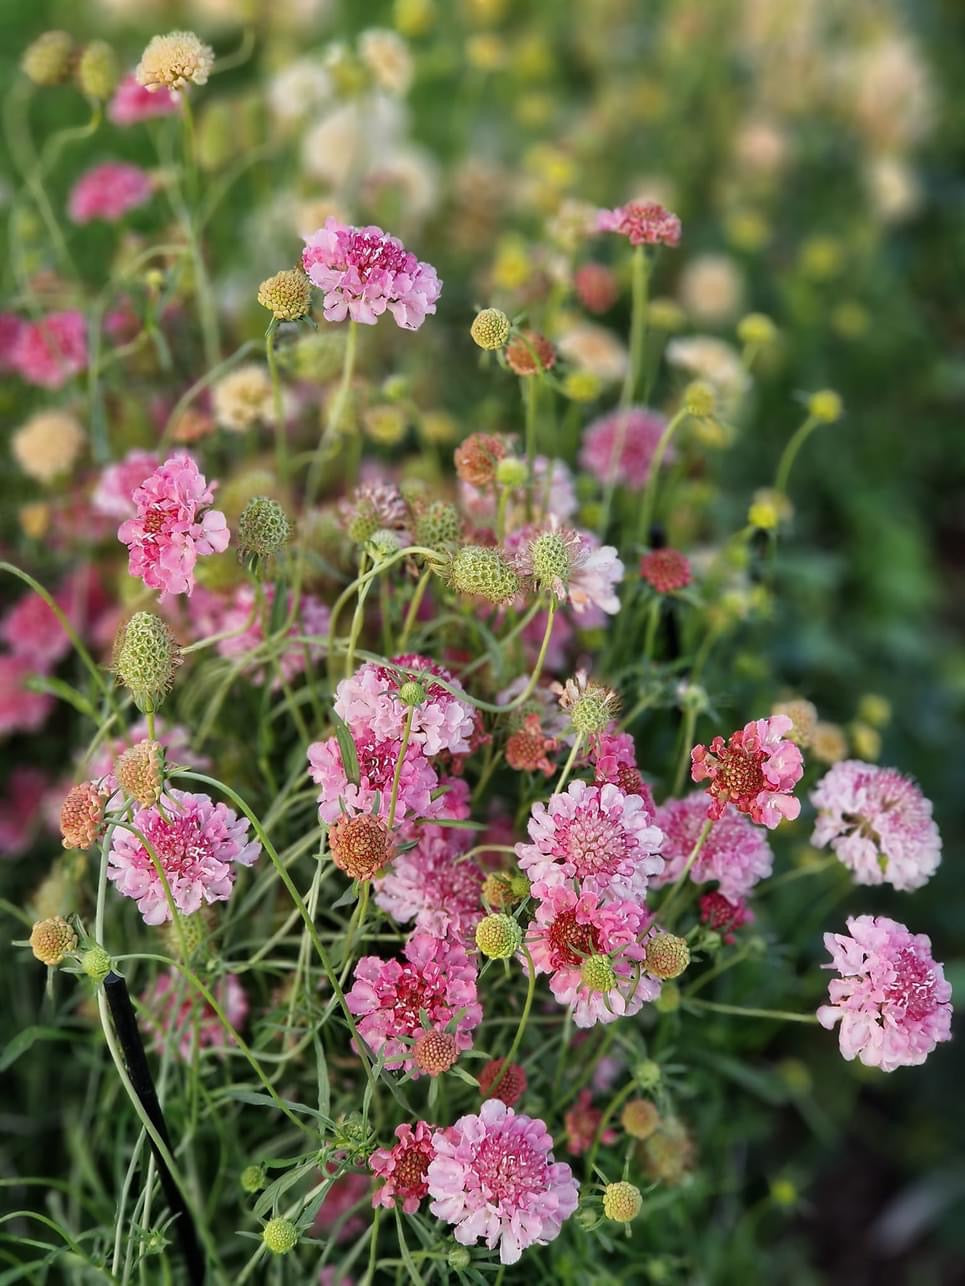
[108,73,179,125]
[68,162,153,224]
[427,1099,579,1265]
[335,655,475,758]
[510,520,624,616]
[374,826,484,946]
[590,730,656,812]
[528,884,657,1028]
[516,779,664,903]
[302,217,442,329]
[596,200,682,248]
[142,970,248,1062]
[691,715,803,829]
[810,760,941,892]
[117,453,229,597]
[0,655,53,736]
[0,767,49,858]
[92,449,160,520]
[369,1121,436,1213]
[653,793,773,902]
[579,406,669,489]
[818,915,952,1071]
[346,932,482,1077]
[1,590,70,673]
[13,311,87,389]
[106,788,260,924]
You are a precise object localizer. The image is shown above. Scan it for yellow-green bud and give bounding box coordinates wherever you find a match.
[414,500,461,550]
[29,916,77,967]
[634,1059,662,1090]
[364,404,408,445]
[647,297,686,332]
[857,693,891,728]
[575,1204,603,1230]
[645,933,690,980]
[850,721,881,761]
[80,945,112,984]
[262,1217,298,1255]
[509,873,531,899]
[237,496,292,561]
[654,981,680,1013]
[807,389,843,423]
[112,613,182,714]
[22,31,75,86]
[603,1181,643,1223]
[367,529,404,561]
[569,686,618,736]
[447,1245,471,1270]
[240,1164,266,1193]
[562,370,602,403]
[475,913,522,959]
[580,953,616,993]
[76,41,119,100]
[449,546,521,605]
[470,307,511,351]
[621,1098,660,1140]
[683,380,716,419]
[747,488,789,532]
[737,312,778,347]
[494,456,527,488]
[398,681,426,707]
[258,268,312,322]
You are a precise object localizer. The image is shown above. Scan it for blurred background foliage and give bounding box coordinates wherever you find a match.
[1,1,963,1282]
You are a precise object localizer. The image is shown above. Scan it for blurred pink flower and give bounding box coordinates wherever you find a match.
[92,449,161,520]
[653,793,773,901]
[579,406,668,489]
[142,970,248,1062]
[563,1088,616,1155]
[374,826,483,945]
[108,73,178,125]
[596,200,681,247]
[0,656,53,736]
[13,311,87,388]
[0,768,49,857]
[68,162,153,224]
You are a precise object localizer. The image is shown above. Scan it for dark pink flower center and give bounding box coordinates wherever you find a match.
[345,231,409,280]
[554,802,634,880]
[474,1133,545,1204]
[143,812,214,880]
[387,963,446,1033]
[885,946,939,1022]
[547,909,600,968]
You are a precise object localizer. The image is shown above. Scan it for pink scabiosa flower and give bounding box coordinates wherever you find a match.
[510,522,624,617]
[117,454,229,597]
[817,915,952,1071]
[579,406,669,489]
[691,715,803,829]
[92,448,160,520]
[427,1099,579,1265]
[596,200,682,248]
[374,826,484,946]
[810,760,941,892]
[527,885,657,1028]
[346,932,482,1077]
[699,891,753,943]
[302,217,442,329]
[189,584,330,689]
[335,656,475,758]
[0,313,24,371]
[516,779,664,903]
[589,730,656,811]
[68,162,153,224]
[0,656,53,736]
[308,732,442,825]
[564,1089,616,1156]
[0,591,71,673]
[653,794,773,902]
[106,789,260,924]
[369,1121,436,1213]
[142,970,248,1062]
[640,548,692,593]
[13,311,87,389]
[108,73,178,125]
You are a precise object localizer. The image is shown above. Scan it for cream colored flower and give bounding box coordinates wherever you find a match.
[359,28,413,95]
[136,30,214,93]
[12,411,85,484]
[678,254,745,326]
[556,323,628,384]
[212,364,273,432]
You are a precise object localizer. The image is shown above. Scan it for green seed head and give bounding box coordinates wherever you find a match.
[645,933,691,980]
[807,389,843,423]
[262,1217,298,1255]
[237,496,292,561]
[475,913,523,960]
[257,268,312,322]
[240,1164,266,1194]
[80,945,112,984]
[414,500,461,550]
[580,953,617,993]
[398,681,426,708]
[494,456,527,488]
[112,613,182,714]
[76,41,119,99]
[530,531,572,591]
[449,545,521,605]
[22,31,75,86]
[470,307,512,351]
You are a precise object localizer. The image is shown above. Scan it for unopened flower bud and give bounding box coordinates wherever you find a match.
[475,913,522,959]
[683,380,716,419]
[562,370,602,403]
[29,916,77,967]
[240,1164,266,1193]
[447,1246,471,1270]
[634,1059,662,1090]
[654,981,680,1013]
[580,953,616,993]
[737,312,778,347]
[81,944,112,984]
[448,546,521,605]
[22,31,75,86]
[258,268,312,322]
[470,307,511,351]
[76,41,119,99]
[262,1217,298,1255]
[237,496,292,561]
[647,297,686,331]
[603,1181,642,1223]
[747,487,790,531]
[646,933,690,980]
[576,1204,603,1230]
[112,613,182,713]
[367,528,404,561]
[807,389,843,423]
[398,681,425,707]
[494,456,527,488]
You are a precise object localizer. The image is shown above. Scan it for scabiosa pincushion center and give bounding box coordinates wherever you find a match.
[370,1121,435,1213]
[302,217,442,329]
[106,789,260,924]
[691,715,804,829]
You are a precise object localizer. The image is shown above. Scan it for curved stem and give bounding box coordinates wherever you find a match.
[552,733,584,796]
[0,562,110,700]
[657,818,712,927]
[774,413,820,497]
[686,998,820,1024]
[671,704,698,797]
[387,707,415,829]
[598,246,650,537]
[487,946,537,1102]
[265,319,288,485]
[397,568,431,652]
[306,319,358,508]
[637,405,689,548]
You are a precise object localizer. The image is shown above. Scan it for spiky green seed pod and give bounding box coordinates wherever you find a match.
[22,31,75,86]
[237,496,292,561]
[414,500,461,550]
[398,681,426,707]
[449,545,521,605]
[530,531,572,590]
[475,913,522,959]
[262,1218,298,1255]
[494,456,527,487]
[80,944,112,984]
[470,308,511,351]
[76,41,119,99]
[580,953,616,993]
[112,612,182,713]
[240,1164,266,1194]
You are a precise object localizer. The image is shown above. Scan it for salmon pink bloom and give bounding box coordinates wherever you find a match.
[427,1100,579,1264]
[92,448,160,520]
[596,200,682,247]
[374,826,484,946]
[302,217,442,329]
[117,454,229,597]
[335,656,475,758]
[68,162,152,224]
[369,1121,436,1213]
[818,915,952,1071]
[690,715,803,829]
[564,1089,616,1155]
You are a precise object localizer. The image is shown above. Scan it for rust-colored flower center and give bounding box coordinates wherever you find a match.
[547,909,600,968]
[393,1145,430,1192]
[717,749,765,800]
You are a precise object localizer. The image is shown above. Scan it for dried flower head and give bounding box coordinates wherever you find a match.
[112,612,183,713]
[621,1098,660,1141]
[115,739,165,807]
[772,698,818,747]
[329,813,395,882]
[237,496,292,561]
[505,329,556,376]
[414,499,461,550]
[21,31,74,86]
[257,268,312,322]
[413,1028,460,1076]
[470,307,512,350]
[29,915,77,966]
[136,31,214,93]
[555,672,620,736]
[12,411,85,484]
[477,1058,528,1106]
[60,782,107,850]
[454,433,508,487]
[339,483,410,544]
[506,714,557,776]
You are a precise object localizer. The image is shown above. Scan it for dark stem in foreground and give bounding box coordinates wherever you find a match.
[103,971,206,1286]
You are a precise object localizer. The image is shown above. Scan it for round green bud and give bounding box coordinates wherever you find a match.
[633,1059,662,1090]
[262,1217,298,1255]
[447,1246,472,1270]
[475,913,522,960]
[509,873,531,899]
[398,681,426,707]
[381,373,411,402]
[580,953,616,993]
[603,1181,643,1223]
[258,268,312,322]
[737,312,777,347]
[807,389,843,423]
[530,531,572,590]
[237,496,292,560]
[22,31,74,86]
[654,981,680,1013]
[367,528,403,561]
[470,307,512,351]
[414,500,461,550]
[449,546,521,605]
[645,933,691,980]
[647,297,686,331]
[76,41,119,99]
[575,1205,603,1231]
[80,945,111,984]
[112,613,182,714]
[494,456,527,488]
[562,370,602,403]
[240,1164,266,1194]
[683,380,716,419]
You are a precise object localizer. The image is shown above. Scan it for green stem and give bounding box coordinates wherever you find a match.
[637,405,689,548]
[552,733,584,796]
[671,704,698,797]
[524,376,539,520]
[344,551,371,680]
[397,568,431,652]
[0,563,110,700]
[598,246,650,537]
[265,319,288,486]
[387,707,416,829]
[774,413,820,497]
[658,818,712,927]
[686,998,820,1024]
[487,946,536,1098]
[307,319,358,508]
[642,596,662,662]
